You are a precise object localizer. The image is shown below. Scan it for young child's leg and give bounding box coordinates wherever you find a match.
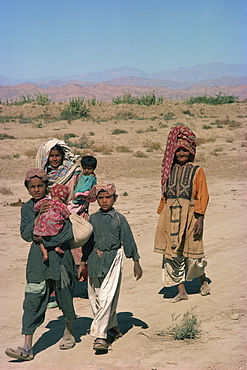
[55,245,64,255]
[39,242,48,261]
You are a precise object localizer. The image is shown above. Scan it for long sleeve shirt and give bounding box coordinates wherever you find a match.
[85,208,140,278]
[21,198,76,283]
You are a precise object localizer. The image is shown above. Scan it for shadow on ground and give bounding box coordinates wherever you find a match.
[158,276,211,298]
[116,311,148,335]
[32,315,92,356]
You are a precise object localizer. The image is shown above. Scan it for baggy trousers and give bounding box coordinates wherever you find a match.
[88,248,123,339]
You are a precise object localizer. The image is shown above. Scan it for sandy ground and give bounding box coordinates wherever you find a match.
[0,101,247,369]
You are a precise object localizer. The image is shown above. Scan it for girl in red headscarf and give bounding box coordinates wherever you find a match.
[154,126,210,302]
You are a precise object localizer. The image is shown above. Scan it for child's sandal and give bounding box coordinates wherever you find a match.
[5,346,34,361]
[93,338,108,351]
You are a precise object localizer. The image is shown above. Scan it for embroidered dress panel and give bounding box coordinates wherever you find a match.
[166,164,199,200]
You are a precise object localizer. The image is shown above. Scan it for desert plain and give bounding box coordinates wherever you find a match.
[0,99,247,370]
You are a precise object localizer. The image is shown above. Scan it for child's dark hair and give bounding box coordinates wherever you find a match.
[81,155,97,170]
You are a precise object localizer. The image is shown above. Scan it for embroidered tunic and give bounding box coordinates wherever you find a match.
[154,163,209,259]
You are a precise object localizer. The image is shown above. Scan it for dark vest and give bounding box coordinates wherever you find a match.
[165,164,199,200]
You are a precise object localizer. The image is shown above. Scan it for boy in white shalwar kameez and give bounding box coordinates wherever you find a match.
[77,182,142,352]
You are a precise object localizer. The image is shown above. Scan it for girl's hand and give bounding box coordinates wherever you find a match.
[193,217,203,235]
[39,200,50,214]
[134,261,143,280]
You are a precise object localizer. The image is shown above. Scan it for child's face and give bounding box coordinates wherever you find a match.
[49,149,63,169]
[83,166,94,176]
[51,196,65,203]
[97,191,116,212]
[27,177,46,201]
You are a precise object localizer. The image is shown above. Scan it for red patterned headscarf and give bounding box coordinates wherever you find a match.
[50,184,69,201]
[161,125,196,190]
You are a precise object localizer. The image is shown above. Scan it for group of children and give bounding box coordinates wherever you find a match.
[34,155,98,262]
[5,154,142,360]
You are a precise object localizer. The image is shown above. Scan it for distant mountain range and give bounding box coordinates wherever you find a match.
[1,62,247,86]
[0,62,246,102]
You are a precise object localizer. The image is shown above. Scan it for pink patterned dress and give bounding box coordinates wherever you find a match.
[33,198,70,236]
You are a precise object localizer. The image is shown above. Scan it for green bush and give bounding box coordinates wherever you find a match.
[186,92,239,105]
[164,112,175,120]
[112,92,163,106]
[35,93,50,105]
[64,133,77,141]
[11,95,35,105]
[60,97,90,120]
[183,110,195,116]
[112,129,128,134]
[0,133,16,140]
[66,134,94,149]
[166,310,201,340]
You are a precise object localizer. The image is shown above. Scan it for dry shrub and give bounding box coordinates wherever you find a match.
[196,137,215,146]
[0,186,13,195]
[213,118,241,129]
[115,146,132,153]
[25,149,38,158]
[93,144,113,155]
[134,151,148,158]
[143,140,162,152]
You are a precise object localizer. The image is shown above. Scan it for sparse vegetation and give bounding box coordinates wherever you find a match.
[143,140,162,152]
[35,93,50,105]
[134,151,148,158]
[182,110,195,116]
[0,133,16,140]
[112,128,128,134]
[186,92,239,105]
[210,117,241,129]
[0,186,13,195]
[66,134,94,149]
[196,137,216,146]
[115,146,132,153]
[25,149,37,158]
[60,97,90,120]
[164,112,175,120]
[93,144,113,154]
[19,118,34,124]
[64,133,77,141]
[114,111,138,120]
[159,310,201,340]
[6,93,50,106]
[112,92,163,106]
[202,124,212,130]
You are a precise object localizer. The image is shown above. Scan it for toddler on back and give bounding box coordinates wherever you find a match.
[34,184,70,261]
[68,155,97,216]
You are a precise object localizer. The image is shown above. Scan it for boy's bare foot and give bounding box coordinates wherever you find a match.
[55,247,64,254]
[200,281,211,296]
[170,293,188,303]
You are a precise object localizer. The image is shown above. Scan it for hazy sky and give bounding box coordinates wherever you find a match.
[1,0,246,79]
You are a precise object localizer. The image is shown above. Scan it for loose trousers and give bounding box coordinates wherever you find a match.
[88,248,123,339]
